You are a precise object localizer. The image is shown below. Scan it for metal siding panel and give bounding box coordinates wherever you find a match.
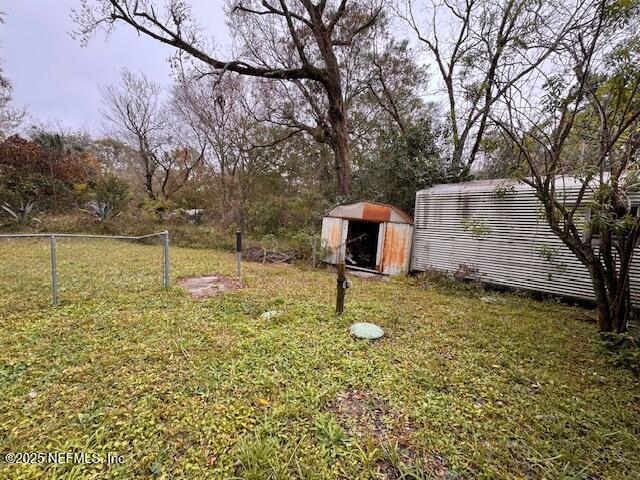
[362,203,392,222]
[327,202,412,224]
[411,183,640,305]
[321,217,342,264]
[339,220,348,262]
[328,203,363,219]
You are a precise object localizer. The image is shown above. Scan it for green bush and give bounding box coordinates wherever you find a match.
[85,174,131,221]
[412,268,485,296]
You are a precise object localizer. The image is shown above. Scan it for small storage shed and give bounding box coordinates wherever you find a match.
[321,201,413,275]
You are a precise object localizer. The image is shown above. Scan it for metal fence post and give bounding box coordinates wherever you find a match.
[162,231,170,288]
[50,235,58,306]
[336,262,346,314]
[311,235,317,268]
[236,231,242,279]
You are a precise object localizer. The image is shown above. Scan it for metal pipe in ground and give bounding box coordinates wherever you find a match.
[162,230,170,288]
[50,235,58,306]
[236,231,242,279]
[336,262,346,314]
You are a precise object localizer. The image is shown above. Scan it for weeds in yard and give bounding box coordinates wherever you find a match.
[412,269,484,297]
[600,332,640,375]
[233,436,285,480]
[0,240,639,478]
[314,414,350,455]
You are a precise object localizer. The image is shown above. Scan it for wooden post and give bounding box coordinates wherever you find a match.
[336,262,346,314]
[236,231,242,279]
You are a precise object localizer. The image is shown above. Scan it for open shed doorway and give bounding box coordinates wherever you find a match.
[321,201,413,275]
[345,220,380,271]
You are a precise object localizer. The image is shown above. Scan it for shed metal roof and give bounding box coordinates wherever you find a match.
[325,201,413,224]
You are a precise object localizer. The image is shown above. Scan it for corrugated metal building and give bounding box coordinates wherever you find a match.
[411,178,640,304]
[321,201,413,275]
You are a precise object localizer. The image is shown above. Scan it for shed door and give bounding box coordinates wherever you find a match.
[321,217,347,264]
[381,223,413,275]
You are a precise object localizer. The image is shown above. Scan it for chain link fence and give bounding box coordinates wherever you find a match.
[0,231,170,305]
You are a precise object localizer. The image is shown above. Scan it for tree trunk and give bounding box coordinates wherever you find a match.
[145,171,155,200]
[325,81,351,196]
[589,266,613,332]
[613,283,630,333]
[587,262,631,333]
[331,129,351,196]
[450,132,471,181]
[305,5,352,197]
[219,173,231,225]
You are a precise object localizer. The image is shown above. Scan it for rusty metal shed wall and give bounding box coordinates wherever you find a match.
[381,222,413,275]
[320,217,344,264]
[411,178,640,304]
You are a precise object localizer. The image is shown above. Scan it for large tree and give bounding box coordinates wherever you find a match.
[399,0,594,176]
[0,13,23,139]
[100,70,204,202]
[492,0,640,332]
[171,72,250,215]
[74,0,387,196]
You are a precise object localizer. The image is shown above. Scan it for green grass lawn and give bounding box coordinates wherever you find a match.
[0,239,639,479]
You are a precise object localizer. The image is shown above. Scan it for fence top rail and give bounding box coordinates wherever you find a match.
[0,231,168,240]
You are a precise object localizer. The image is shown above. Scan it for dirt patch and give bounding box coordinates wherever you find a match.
[328,390,455,479]
[179,275,245,298]
[328,390,412,443]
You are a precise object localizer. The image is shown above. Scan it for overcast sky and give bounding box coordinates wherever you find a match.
[2,0,230,135]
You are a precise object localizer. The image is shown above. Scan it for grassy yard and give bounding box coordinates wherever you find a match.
[0,239,638,479]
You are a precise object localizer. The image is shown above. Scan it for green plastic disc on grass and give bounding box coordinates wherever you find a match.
[350,322,384,340]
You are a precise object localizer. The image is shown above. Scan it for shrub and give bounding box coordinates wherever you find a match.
[412,267,485,296]
[600,332,640,375]
[84,174,131,221]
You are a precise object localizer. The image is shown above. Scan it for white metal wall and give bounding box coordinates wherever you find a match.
[411,181,640,304]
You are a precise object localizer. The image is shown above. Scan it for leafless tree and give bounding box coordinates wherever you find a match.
[171,71,250,213]
[74,0,390,196]
[172,67,300,226]
[100,70,204,202]
[0,13,24,140]
[491,0,640,332]
[399,0,593,175]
